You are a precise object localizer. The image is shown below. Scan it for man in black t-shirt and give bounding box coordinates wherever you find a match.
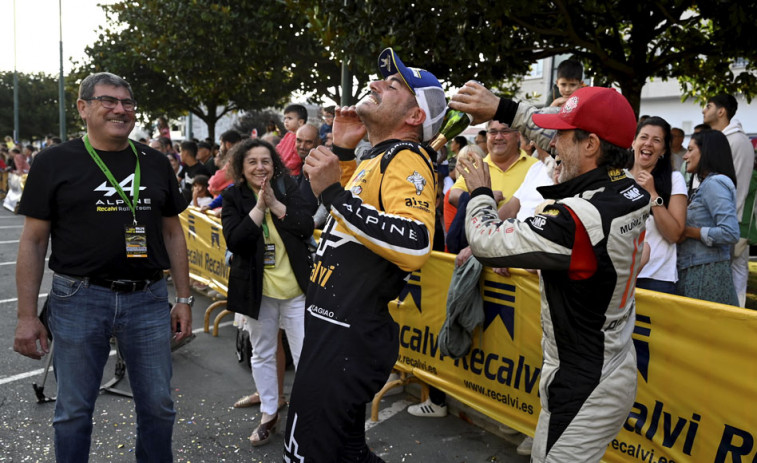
[13,72,192,462]
[179,140,211,202]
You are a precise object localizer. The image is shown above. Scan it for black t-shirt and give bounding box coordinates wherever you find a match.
[204,157,218,176]
[18,138,188,279]
[181,161,211,201]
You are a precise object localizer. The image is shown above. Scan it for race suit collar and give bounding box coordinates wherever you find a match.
[537,165,623,200]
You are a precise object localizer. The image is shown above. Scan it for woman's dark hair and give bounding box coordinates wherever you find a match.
[228,138,288,184]
[634,116,673,207]
[689,130,737,188]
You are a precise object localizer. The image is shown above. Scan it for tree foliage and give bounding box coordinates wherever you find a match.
[286,0,529,98]
[72,0,358,141]
[292,0,757,115]
[0,72,81,142]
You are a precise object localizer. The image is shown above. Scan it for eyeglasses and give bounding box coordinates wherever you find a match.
[487,128,518,136]
[83,95,137,111]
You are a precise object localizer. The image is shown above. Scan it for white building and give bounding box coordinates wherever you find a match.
[518,56,757,137]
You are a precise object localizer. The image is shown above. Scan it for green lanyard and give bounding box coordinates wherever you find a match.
[247,183,269,239]
[83,135,141,225]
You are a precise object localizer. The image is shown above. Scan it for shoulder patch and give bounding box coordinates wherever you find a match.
[407,171,427,195]
[608,168,627,181]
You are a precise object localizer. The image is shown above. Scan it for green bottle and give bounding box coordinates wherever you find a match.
[430,109,473,151]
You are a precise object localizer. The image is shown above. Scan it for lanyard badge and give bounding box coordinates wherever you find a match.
[83,136,147,258]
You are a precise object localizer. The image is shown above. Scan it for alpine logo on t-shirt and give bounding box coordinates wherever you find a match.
[94,173,150,213]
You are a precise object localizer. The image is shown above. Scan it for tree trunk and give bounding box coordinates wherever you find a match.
[194,110,220,143]
[616,78,646,120]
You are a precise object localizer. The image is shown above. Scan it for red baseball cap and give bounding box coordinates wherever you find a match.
[532,87,636,148]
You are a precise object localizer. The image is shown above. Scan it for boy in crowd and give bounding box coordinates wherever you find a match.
[319,105,335,144]
[550,59,584,107]
[276,104,308,175]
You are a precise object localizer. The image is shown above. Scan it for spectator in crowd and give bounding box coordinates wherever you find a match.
[149,136,173,155]
[450,135,467,157]
[629,116,686,294]
[449,120,552,223]
[0,146,9,170]
[670,127,687,171]
[198,141,217,175]
[166,152,183,181]
[550,59,584,107]
[443,144,485,235]
[201,130,243,215]
[475,129,487,153]
[11,147,30,174]
[293,123,321,215]
[261,133,281,147]
[677,130,740,305]
[702,93,755,307]
[25,144,38,166]
[221,138,312,447]
[284,47,440,462]
[451,83,648,463]
[319,105,335,144]
[156,116,171,140]
[179,140,211,202]
[520,132,536,156]
[440,135,468,180]
[263,119,281,138]
[276,104,308,176]
[191,174,214,208]
[694,123,711,133]
[681,124,712,182]
[13,71,191,462]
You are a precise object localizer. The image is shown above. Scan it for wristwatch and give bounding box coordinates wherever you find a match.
[651,196,663,207]
[175,296,194,307]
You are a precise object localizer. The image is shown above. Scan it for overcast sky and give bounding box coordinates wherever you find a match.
[0,0,117,75]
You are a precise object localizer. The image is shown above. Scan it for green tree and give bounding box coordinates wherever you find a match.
[72,0,368,141]
[291,0,757,115]
[0,72,81,142]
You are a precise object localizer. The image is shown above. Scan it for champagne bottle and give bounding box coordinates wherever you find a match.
[429,109,473,151]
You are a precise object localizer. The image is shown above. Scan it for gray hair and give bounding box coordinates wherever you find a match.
[78,72,133,100]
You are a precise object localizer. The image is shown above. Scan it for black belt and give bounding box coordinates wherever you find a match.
[66,272,163,293]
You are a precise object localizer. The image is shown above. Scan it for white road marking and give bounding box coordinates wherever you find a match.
[365,399,412,431]
[0,258,47,267]
[0,293,48,304]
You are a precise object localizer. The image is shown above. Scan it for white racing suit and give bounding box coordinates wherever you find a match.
[466,166,650,463]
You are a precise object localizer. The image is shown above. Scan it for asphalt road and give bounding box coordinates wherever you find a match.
[0,205,530,463]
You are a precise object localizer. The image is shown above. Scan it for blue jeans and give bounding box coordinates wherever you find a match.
[48,273,175,462]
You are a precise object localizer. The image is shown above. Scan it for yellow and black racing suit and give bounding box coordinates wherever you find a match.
[284,139,436,462]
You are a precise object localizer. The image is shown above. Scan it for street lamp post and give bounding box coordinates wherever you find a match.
[59,0,66,140]
[13,0,19,143]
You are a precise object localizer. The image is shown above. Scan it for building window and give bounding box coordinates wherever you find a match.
[525,60,543,79]
[732,58,748,69]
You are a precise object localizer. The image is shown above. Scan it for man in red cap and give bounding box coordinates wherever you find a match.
[452,85,650,463]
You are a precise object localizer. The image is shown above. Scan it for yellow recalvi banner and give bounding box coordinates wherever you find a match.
[179,207,229,297]
[388,251,757,463]
[180,208,757,462]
